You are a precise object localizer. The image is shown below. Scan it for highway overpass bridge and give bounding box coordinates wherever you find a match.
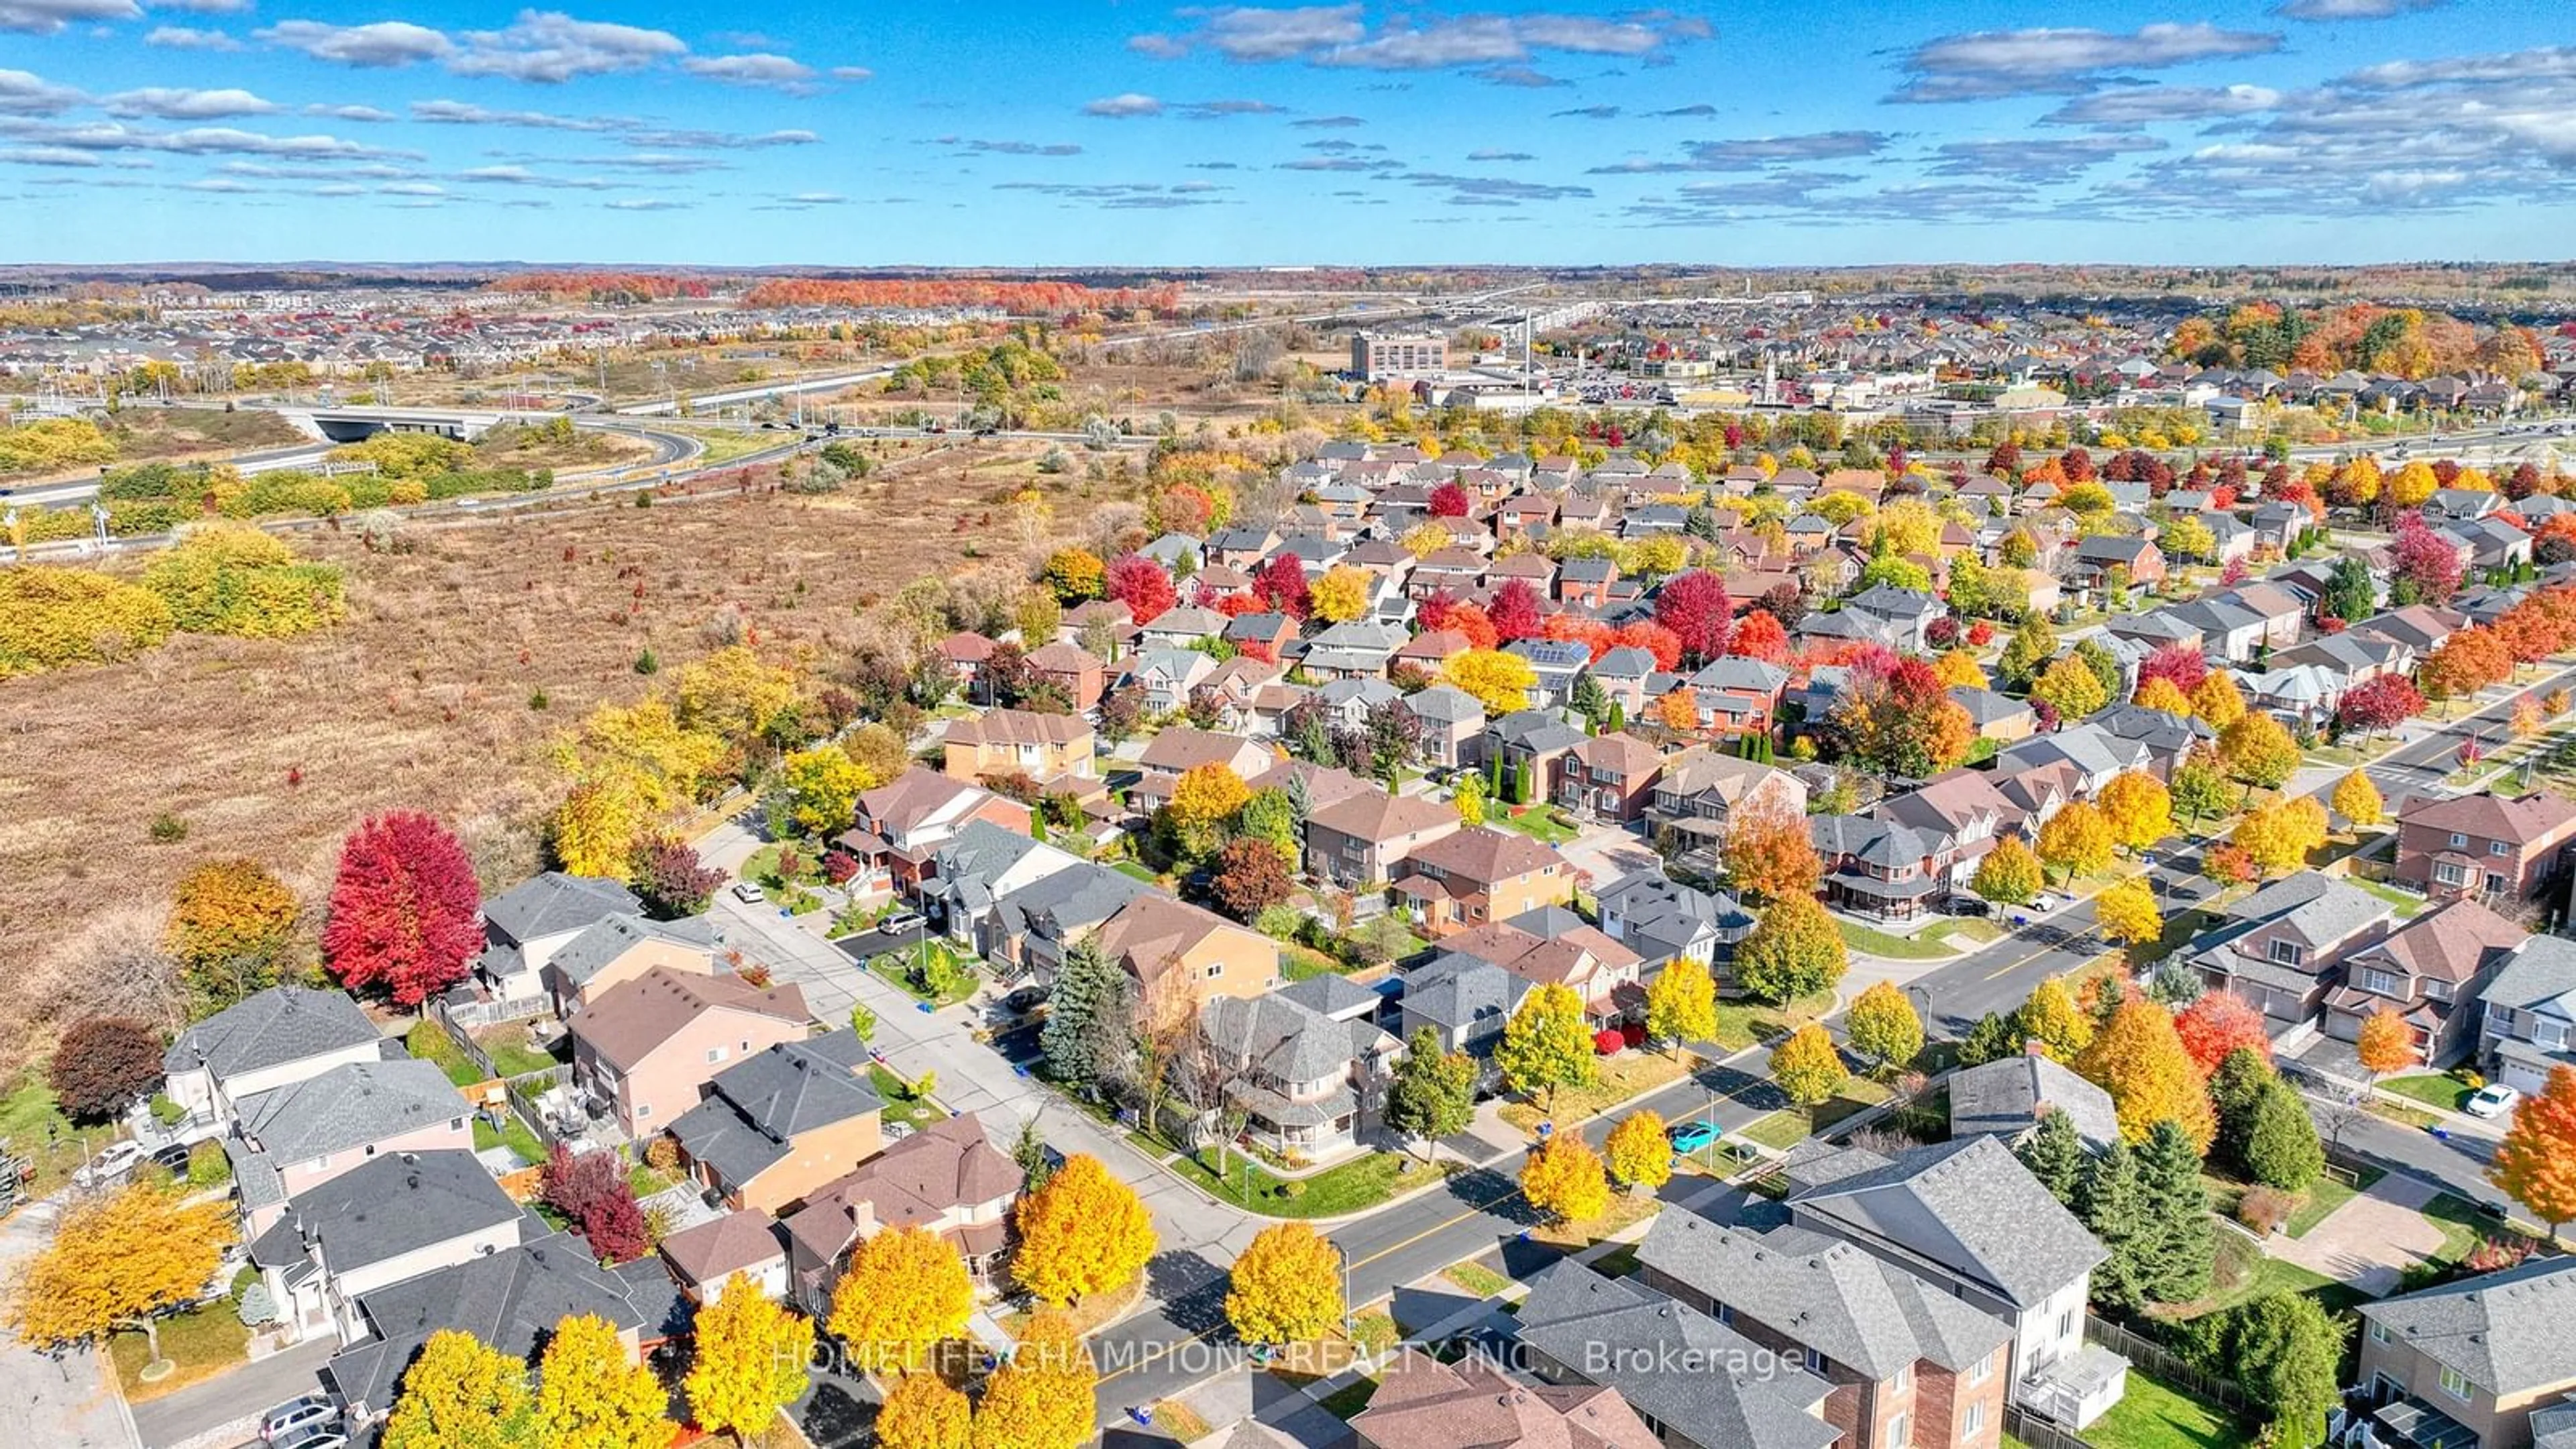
[276,405,540,442]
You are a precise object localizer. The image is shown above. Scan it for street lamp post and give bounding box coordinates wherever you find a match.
[1328,1238,1354,1344]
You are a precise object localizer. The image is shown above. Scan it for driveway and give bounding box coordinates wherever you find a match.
[1556,821,1659,890]
[0,1200,140,1449]
[2268,1172,2449,1297]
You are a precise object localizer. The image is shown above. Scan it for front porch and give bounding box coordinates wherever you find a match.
[1823,868,1945,922]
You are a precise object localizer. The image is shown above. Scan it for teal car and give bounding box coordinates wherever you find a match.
[1666,1120,1721,1154]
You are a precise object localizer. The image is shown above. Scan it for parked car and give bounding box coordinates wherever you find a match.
[1666,1120,1721,1155]
[149,1140,193,1175]
[72,1140,148,1189]
[2465,1083,2522,1119]
[878,910,926,935]
[259,1395,339,1444]
[729,881,764,904]
[270,1430,345,1449]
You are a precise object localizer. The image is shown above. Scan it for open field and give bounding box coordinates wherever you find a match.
[0,439,1124,1072]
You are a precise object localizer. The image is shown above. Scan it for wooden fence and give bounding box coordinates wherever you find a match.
[2085,1316,2249,1413]
[2002,1405,2096,1449]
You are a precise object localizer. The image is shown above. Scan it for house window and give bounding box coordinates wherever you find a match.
[449,1116,464,1131]
[2492,840,2512,857]
[1964,1402,1986,1438]
[1893,1362,1913,1391]
[2440,1366,2473,1402]
[2428,981,2453,1002]
[2488,874,2510,896]
[1968,1350,1994,1385]
[706,1046,728,1065]
[2369,1322,2388,1344]
[1204,964,1223,979]
[635,1102,651,1119]
[1804,1348,1823,1373]
[2364,969,2398,995]
[2435,861,2469,886]
[2268,939,2305,967]
[2451,833,2469,848]
[1886,1412,1909,1447]
[2539,1021,2569,1050]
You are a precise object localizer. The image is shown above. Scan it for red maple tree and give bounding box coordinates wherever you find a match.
[1654,570,1734,663]
[323,812,484,1006]
[1105,553,1177,625]
[1490,580,1546,643]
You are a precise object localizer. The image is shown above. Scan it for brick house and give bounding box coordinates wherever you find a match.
[2394,788,2576,912]
[1306,789,1462,888]
[1022,641,1106,710]
[666,1029,885,1216]
[1554,731,1668,823]
[781,1112,1025,1309]
[2320,897,2524,1068]
[570,967,810,1139]
[1092,894,1281,1004]
[941,709,1096,787]
[2182,872,2394,1030]
[1391,826,1574,936]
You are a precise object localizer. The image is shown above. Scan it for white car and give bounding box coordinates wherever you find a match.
[729,881,765,904]
[72,1140,148,1189]
[259,1395,339,1444]
[2465,1084,2522,1119]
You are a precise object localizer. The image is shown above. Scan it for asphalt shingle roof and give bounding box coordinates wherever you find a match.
[235,1059,471,1168]
[165,985,380,1078]
[249,1148,523,1275]
[1515,1261,1837,1449]
[1785,1136,2108,1311]
[2360,1257,2576,1397]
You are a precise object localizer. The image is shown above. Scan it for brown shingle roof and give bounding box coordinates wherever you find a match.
[1024,641,1103,672]
[1310,789,1459,844]
[574,967,808,1073]
[1092,896,1251,984]
[2403,788,2576,847]
[659,1209,787,1286]
[947,710,1092,749]
[1405,825,1567,885]
[780,1113,1023,1265]
[1356,1349,1662,1449]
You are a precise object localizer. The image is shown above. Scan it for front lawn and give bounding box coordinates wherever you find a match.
[1740,1077,1896,1152]
[2082,1371,2251,1449]
[2379,1073,2471,1114]
[1498,1050,1689,1133]
[1708,990,1836,1053]
[0,1077,119,1197]
[1529,1191,1661,1250]
[2153,1229,2339,1322]
[865,941,980,1006]
[1441,1259,1511,1297]
[2349,878,2427,919]
[2285,1167,2383,1239]
[1494,806,1578,845]
[1283,945,1353,982]
[107,1305,248,1401]
[1836,920,1957,961]
[869,1063,949,1132]
[1112,860,1164,885]
[1314,1376,1380,1421]
[1165,1145,1456,1218]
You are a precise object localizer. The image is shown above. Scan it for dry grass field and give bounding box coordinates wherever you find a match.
[0,439,1123,1063]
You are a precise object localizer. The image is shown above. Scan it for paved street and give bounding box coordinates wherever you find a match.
[130,1339,335,1449]
[0,1199,140,1449]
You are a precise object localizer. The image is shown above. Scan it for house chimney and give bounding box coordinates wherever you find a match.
[2024,1038,2048,1058]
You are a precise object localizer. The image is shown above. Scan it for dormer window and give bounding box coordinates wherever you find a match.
[2269,939,2305,967]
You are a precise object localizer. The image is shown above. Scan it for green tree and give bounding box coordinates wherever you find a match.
[1040,938,1120,1087]
[2208,1046,2278,1174]
[2242,1078,2325,1191]
[2169,753,2231,830]
[2072,1139,2148,1312]
[1383,1028,1475,1155]
[2134,1119,2216,1305]
[1495,983,1595,1112]
[1642,957,1717,1052]
[1735,894,1847,1004]
[2180,1293,2347,1449]
[2015,1106,2084,1205]
[1997,614,2058,690]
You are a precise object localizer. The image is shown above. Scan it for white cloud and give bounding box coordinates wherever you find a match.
[2043,84,2284,127]
[2276,0,2444,18]
[1134,5,1704,70]
[1083,93,1164,118]
[449,10,686,83]
[604,197,686,209]
[144,24,237,48]
[145,0,250,11]
[256,19,453,67]
[411,98,623,131]
[0,0,137,35]
[828,65,872,82]
[1892,23,2283,102]
[303,103,394,122]
[105,87,280,120]
[681,53,816,90]
[0,68,82,116]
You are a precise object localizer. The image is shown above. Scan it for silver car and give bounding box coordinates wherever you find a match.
[259,1395,339,1444]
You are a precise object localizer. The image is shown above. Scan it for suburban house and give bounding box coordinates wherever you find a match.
[920,820,1085,948]
[658,1210,791,1303]
[1555,733,1668,824]
[1307,789,1462,889]
[1649,748,1809,870]
[1199,975,1401,1162]
[543,912,722,1017]
[2394,788,2576,913]
[941,709,1096,787]
[1128,648,1220,714]
[1594,869,1754,978]
[1782,1137,2127,1430]
[1091,893,1281,1003]
[1353,1348,1662,1449]
[249,1148,527,1346]
[982,862,1153,983]
[840,769,1034,899]
[228,1059,476,1236]
[2351,1257,2576,1449]
[665,1029,885,1216]
[1487,709,1589,796]
[1132,727,1275,816]
[470,872,645,1008]
[2067,535,2167,592]
[1406,685,1487,771]
[781,1112,1025,1309]
[2475,934,2576,1093]
[1638,1208,2019,1449]
[568,966,810,1139]
[1681,656,1795,737]
[1810,814,1975,923]
[2321,898,2525,1068]
[1022,641,1106,710]
[324,1230,678,1427]
[2182,872,2394,1030]
[1391,826,1574,936]
[1514,1260,1841,1449]
[1946,1045,2121,1150]
[164,985,388,1125]
[1450,914,1643,1027]
[1398,952,1531,1067]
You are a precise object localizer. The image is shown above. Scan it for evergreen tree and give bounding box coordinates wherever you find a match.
[2208,1046,2277,1175]
[1957,1011,2019,1067]
[2015,1106,2084,1206]
[1570,675,1609,724]
[1041,939,1118,1089]
[2242,1078,2325,1191]
[2135,1120,2216,1306]
[2073,1140,2148,1312]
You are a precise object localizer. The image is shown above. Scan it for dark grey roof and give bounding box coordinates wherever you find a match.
[2220,870,2390,946]
[324,1230,678,1416]
[1277,973,1379,1019]
[994,861,1151,940]
[2359,1257,2576,1397]
[166,985,380,1077]
[1786,1136,2108,1310]
[1946,686,2031,727]
[1595,869,1751,964]
[249,1148,523,1275]
[1636,1212,2012,1379]
[1405,684,1485,727]
[1401,953,1529,1033]
[482,871,641,947]
[236,1059,471,1167]
[1489,708,1586,753]
[669,1031,883,1188]
[1201,990,1390,1087]
[1515,1261,1837,1449]
[548,912,719,989]
[1947,1053,2120,1149]
[2479,934,2576,1018]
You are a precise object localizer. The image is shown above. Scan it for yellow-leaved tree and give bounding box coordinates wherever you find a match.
[2019,975,2094,1063]
[1933,649,1988,690]
[685,1273,816,1446]
[2036,801,2113,882]
[2133,676,2193,715]
[2191,672,2245,731]
[1972,835,2044,906]
[2332,770,2385,830]
[8,1182,233,1365]
[2094,877,2163,948]
[972,1311,1096,1449]
[2098,771,2173,856]
[1442,648,1540,714]
[1013,1154,1158,1307]
[2355,1004,2418,1083]
[1603,1109,1674,1189]
[1768,1022,1847,1107]
[828,1223,974,1376]
[1643,956,1717,1053]
[1307,565,1373,624]
[1845,981,1923,1075]
[879,1373,975,1449]
[779,744,869,837]
[1225,1222,1344,1346]
[676,645,803,749]
[2076,998,2216,1149]
[535,1311,674,1449]
[1519,1132,1611,1225]
[380,1329,533,1449]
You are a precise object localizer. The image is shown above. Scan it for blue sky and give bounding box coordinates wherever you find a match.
[0,0,2571,266]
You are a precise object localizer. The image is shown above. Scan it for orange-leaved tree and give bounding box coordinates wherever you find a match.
[2077,998,2216,1150]
[2492,1065,2576,1242]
